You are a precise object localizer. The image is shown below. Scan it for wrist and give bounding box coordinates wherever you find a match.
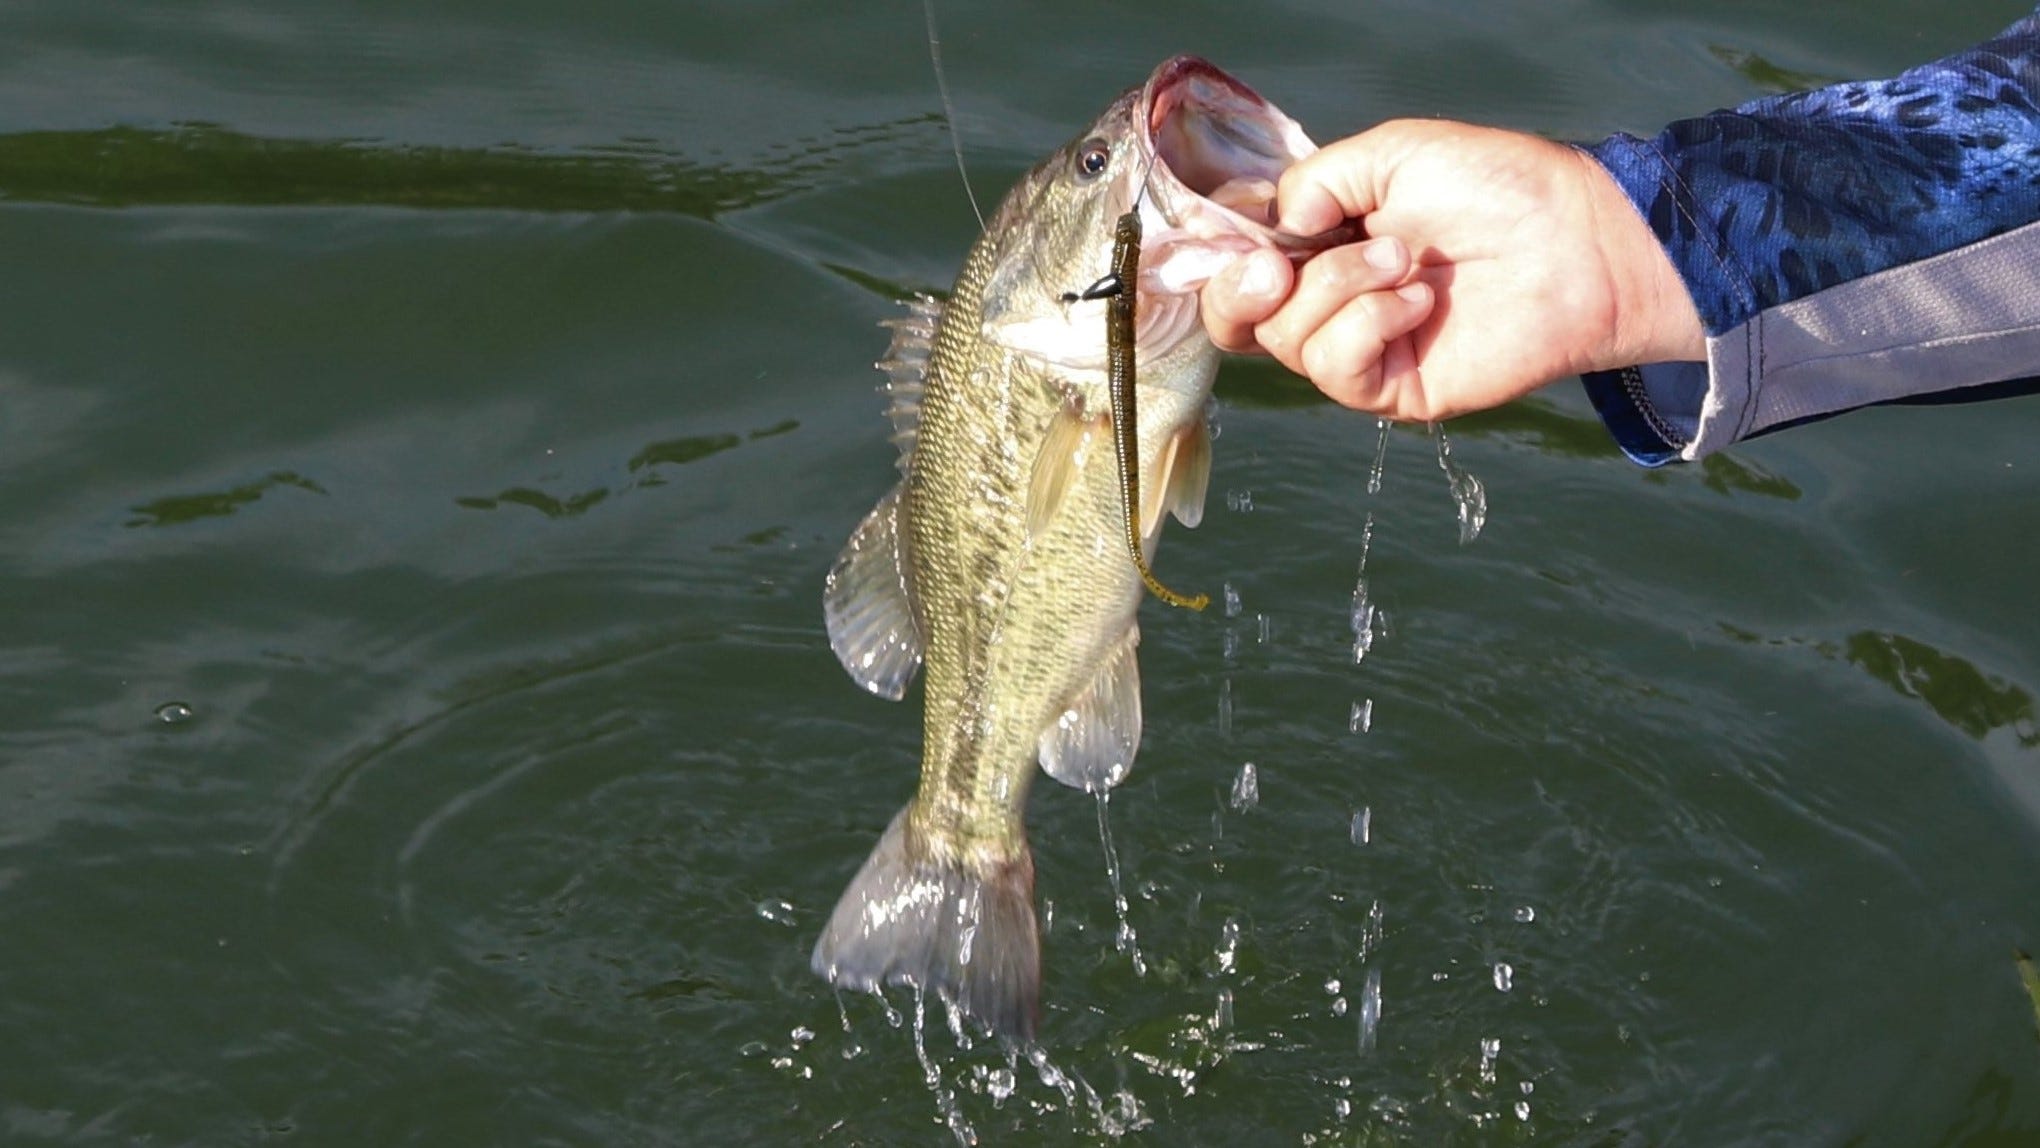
[1574,148,1706,367]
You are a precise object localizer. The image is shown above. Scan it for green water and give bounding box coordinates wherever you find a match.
[2,1,2037,1144]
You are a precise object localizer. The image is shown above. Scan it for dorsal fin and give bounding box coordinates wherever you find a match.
[873,294,943,473]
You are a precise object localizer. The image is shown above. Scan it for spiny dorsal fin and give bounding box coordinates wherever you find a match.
[873,294,944,473]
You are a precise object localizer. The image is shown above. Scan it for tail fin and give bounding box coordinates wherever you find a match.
[812,807,1040,1041]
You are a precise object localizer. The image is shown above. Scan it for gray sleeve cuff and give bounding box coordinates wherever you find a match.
[1586,217,2040,463]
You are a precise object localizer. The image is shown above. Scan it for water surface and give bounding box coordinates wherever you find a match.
[1,2,2036,1144]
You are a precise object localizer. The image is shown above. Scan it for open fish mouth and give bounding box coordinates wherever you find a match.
[1129,56,1353,301]
[1138,55,1345,255]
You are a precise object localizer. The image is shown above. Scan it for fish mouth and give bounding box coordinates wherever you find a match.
[1138,55,1347,254]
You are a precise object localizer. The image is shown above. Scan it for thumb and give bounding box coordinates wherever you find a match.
[1277,122,1407,236]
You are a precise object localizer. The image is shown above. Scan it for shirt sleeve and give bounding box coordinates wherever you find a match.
[1578,8,2040,464]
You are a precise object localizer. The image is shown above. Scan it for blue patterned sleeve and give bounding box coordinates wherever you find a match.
[1579,8,2040,464]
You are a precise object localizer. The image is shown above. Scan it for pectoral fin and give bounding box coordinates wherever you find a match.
[1026,403,1105,545]
[1037,627,1142,793]
[824,484,923,700]
[1138,417,1213,545]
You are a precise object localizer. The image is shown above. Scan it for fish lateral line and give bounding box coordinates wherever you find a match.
[1066,209,1208,613]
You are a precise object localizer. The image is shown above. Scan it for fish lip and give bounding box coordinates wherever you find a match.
[1136,55,1353,253]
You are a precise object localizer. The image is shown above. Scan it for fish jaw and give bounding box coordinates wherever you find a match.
[989,55,1349,389]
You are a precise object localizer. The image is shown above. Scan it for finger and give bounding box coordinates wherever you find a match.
[1276,122,1410,236]
[1297,281,1436,415]
[1200,247,1292,354]
[1252,236,1410,373]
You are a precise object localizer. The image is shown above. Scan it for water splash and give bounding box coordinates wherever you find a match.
[1095,793,1146,976]
[1026,1047,1148,1137]
[1225,488,1254,512]
[1349,699,1373,735]
[1350,513,1378,663]
[1215,917,1241,975]
[1357,966,1382,1054]
[910,987,978,1145]
[834,993,864,1060]
[1229,762,1259,811]
[1222,580,1242,617]
[1478,1036,1501,1086]
[1358,899,1385,962]
[1367,417,1390,495]
[1430,423,1487,543]
[1350,806,1371,846]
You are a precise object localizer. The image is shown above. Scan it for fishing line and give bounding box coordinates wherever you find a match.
[922,0,985,230]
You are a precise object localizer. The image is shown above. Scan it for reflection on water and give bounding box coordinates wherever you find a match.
[1707,45,1838,94]
[1847,630,2038,745]
[126,469,326,527]
[0,121,931,214]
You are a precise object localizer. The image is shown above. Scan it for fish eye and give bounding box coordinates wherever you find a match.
[1075,139,1110,180]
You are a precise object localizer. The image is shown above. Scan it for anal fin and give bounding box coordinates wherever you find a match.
[1037,626,1142,793]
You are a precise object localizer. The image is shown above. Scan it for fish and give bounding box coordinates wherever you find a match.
[814,55,1348,1041]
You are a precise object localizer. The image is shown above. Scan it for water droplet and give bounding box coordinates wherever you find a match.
[1350,558,1377,662]
[1229,762,1259,811]
[1330,995,1347,1017]
[1479,1037,1501,1085]
[1334,1096,1352,1120]
[1367,419,1390,495]
[1222,581,1242,617]
[1256,613,1271,645]
[790,1026,815,1047]
[1432,424,1487,544]
[1217,678,1233,738]
[154,701,194,725]
[755,899,796,926]
[1226,488,1254,513]
[1095,794,1146,977]
[987,1066,1016,1103]
[1214,986,1234,1029]
[1221,629,1240,663]
[1493,962,1514,992]
[1325,978,1341,994]
[1516,1100,1532,1122]
[1348,698,1372,734]
[1350,806,1371,845]
[1513,905,1536,924]
[1357,967,1382,1054]
[1215,917,1241,974]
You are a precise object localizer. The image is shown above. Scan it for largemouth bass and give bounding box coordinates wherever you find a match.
[815,56,1345,1041]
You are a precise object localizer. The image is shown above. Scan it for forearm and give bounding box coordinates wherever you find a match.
[1581,7,2040,463]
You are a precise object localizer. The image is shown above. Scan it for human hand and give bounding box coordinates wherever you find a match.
[1201,119,1705,420]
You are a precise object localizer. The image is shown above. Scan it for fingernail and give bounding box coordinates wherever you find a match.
[1395,282,1428,304]
[1362,237,1403,270]
[1237,250,1282,297]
